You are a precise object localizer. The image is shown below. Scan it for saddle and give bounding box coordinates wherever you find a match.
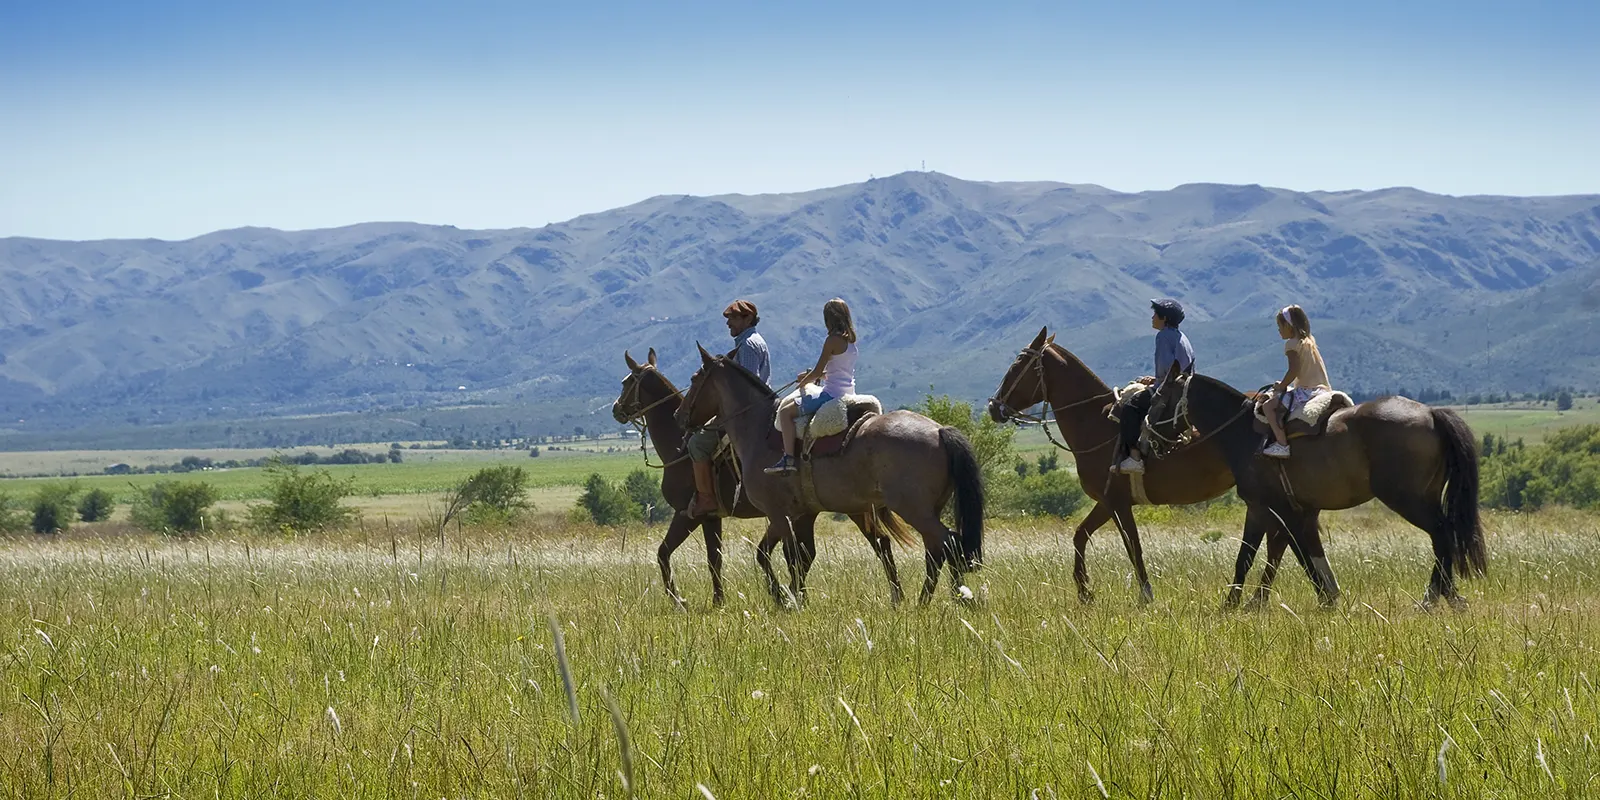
[1253,389,1354,440]
[771,389,884,458]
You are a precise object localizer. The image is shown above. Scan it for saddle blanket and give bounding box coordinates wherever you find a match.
[1255,388,1354,427]
[776,386,883,439]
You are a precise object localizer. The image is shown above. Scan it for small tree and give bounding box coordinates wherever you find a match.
[388,443,404,463]
[247,461,357,532]
[1557,391,1574,411]
[30,482,80,534]
[578,473,640,526]
[1016,470,1087,518]
[77,488,117,522]
[0,493,27,534]
[622,469,669,523]
[915,394,1017,483]
[1036,451,1060,474]
[130,481,219,534]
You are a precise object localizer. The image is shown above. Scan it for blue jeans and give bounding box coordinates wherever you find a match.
[800,391,835,416]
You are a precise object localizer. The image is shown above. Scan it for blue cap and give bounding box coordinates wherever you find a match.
[1150,298,1185,326]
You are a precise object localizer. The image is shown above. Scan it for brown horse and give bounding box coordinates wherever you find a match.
[987,327,1239,603]
[611,349,907,607]
[1146,367,1486,608]
[677,345,985,606]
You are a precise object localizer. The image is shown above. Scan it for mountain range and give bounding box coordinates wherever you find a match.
[3,171,1598,440]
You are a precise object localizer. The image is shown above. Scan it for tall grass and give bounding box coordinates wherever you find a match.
[1,511,1597,797]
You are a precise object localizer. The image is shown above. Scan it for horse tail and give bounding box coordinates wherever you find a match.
[1433,408,1486,577]
[872,506,917,548]
[938,426,986,570]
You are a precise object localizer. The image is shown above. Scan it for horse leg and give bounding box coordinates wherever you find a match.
[1072,502,1113,604]
[755,517,794,608]
[897,511,954,606]
[657,513,696,610]
[702,517,726,608]
[1109,505,1154,604]
[853,513,903,606]
[791,515,818,607]
[1382,496,1457,609]
[1278,508,1340,607]
[1226,505,1271,609]
[1246,531,1289,609]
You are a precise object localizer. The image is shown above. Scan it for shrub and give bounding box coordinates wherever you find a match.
[578,473,640,526]
[1014,469,1088,518]
[30,482,80,533]
[247,461,358,532]
[437,466,532,529]
[78,488,117,522]
[622,469,670,523]
[0,494,26,533]
[915,394,1017,484]
[130,481,219,534]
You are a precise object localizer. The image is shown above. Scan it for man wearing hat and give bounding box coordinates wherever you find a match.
[1116,298,1195,475]
[685,300,771,517]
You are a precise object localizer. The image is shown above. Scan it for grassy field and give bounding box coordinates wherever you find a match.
[1446,397,1600,444]
[2,508,1597,798]
[0,449,644,504]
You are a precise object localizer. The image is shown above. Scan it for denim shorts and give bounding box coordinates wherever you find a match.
[800,391,835,415]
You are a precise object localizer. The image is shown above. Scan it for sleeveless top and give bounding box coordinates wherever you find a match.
[822,341,858,398]
[1285,335,1331,390]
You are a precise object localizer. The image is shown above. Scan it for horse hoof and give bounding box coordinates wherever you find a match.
[1078,589,1095,605]
[1447,595,1469,611]
[1138,585,1155,606]
[711,594,726,609]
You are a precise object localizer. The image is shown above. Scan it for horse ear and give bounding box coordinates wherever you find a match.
[1167,360,1183,381]
[624,350,641,371]
[646,348,657,366]
[697,343,714,366]
[1029,327,1048,350]
[1045,334,1057,346]
[1183,362,1195,376]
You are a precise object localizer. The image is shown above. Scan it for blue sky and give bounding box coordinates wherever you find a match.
[2,0,1597,240]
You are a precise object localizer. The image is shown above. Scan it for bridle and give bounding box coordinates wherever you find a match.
[989,345,1116,454]
[615,366,689,469]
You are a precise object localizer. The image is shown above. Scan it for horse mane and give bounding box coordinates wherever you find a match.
[1045,342,1112,393]
[714,355,777,400]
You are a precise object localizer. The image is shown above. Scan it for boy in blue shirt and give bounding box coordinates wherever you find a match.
[1116,299,1195,475]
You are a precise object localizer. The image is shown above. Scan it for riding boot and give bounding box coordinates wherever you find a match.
[688,459,720,518]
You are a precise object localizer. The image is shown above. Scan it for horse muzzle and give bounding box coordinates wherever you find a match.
[986,398,1012,424]
[610,402,629,425]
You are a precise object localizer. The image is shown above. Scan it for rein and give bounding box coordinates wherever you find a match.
[616,367,690,470]
[990,345,1116,455]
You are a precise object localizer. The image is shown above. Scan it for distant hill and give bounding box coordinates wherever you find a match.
[2,171,1597,441]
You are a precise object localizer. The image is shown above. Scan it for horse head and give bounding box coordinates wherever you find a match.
[611,348,666,424]
[674,344,724,430]
[1142,360,1196,458]
[987,326,1054,423]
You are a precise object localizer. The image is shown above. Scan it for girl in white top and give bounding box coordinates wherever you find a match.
[1263,304,1332,459]
[767,298,858,475]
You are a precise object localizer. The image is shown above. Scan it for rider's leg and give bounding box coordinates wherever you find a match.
[686,429,721,517]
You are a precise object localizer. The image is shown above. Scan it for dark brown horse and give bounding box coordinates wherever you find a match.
[987,327,1239,603]
[611,349,907,608]
[1146,367,1486,608]
[677,346,984,606]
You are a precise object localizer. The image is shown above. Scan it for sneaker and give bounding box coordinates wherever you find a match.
[1263,442,1291,459]
[764,455,797,475]
[1116,456,1145,475]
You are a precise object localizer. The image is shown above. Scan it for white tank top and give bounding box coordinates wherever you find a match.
[822,342,858,398]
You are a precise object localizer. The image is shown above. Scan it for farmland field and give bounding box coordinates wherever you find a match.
[2,507,1597,798]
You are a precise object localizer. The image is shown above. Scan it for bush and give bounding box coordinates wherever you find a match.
[1557,391,1574,411]
[0,494,27,533]
[247,461,358,532]
[30,482,80,533]
[130,481,219,534]
[578,473,640,526]
[1014,469,1088,518]
[78,488,117,522]
[1482,425,1600,510]
[433,465,532,534]
[915,394,1017,483]
[622,469,670,523]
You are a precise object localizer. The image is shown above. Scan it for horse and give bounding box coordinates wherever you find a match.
[676,345,985,606]
[1145,364,1486,608]
[987,327,1240,604]
[611,349,908,607]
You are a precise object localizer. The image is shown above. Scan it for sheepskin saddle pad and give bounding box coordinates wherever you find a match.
[1254,389,1355,434]
[775,386,884,439]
